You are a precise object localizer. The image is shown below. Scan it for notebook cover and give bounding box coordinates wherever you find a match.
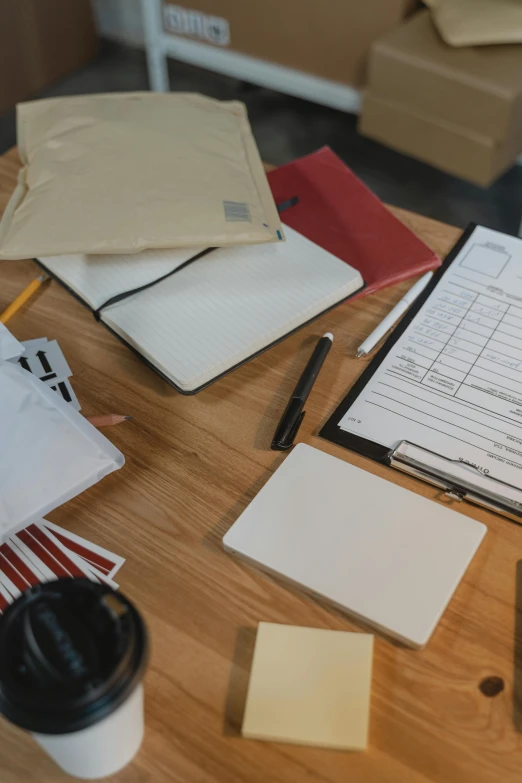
[267,147,441,298]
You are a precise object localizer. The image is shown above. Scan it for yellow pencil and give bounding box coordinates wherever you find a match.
[0,275,49,324]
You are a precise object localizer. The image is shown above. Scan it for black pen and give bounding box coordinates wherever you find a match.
[272,333,333,451]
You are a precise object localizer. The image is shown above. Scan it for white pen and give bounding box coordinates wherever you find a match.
[356,271,434,358]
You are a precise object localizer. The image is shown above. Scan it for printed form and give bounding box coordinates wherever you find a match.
[340,226,522,490]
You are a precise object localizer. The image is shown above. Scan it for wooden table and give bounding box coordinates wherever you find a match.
[1,146,521,783]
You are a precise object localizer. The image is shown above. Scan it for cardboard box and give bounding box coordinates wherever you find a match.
[366,11,522,142]
[360,93,521,187]
[162,0,417,86]
[0,0,98,116]
[360,10,522,185]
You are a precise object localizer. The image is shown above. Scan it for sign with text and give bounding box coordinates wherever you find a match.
[163,3,230,46]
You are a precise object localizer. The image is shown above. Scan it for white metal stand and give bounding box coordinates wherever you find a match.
[139,0,361,112]
[141,0,169,91]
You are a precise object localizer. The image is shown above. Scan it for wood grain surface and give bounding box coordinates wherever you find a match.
[1,147,521,783]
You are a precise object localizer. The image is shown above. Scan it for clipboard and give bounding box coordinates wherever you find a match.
[320,223,522,523]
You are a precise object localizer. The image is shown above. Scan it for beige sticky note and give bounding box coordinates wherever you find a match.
[242,623,373,750]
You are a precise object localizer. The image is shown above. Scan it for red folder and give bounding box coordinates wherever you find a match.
[268,147,440,299]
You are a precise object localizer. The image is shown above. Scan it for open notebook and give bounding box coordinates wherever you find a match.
[38,226,363,394]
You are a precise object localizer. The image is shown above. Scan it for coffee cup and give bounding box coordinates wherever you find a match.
[0,578,148,779]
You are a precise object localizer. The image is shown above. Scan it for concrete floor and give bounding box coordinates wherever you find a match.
[1,41,521,235]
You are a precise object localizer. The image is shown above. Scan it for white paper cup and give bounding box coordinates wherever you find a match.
[34,684,144,779]
[0,579,148,780]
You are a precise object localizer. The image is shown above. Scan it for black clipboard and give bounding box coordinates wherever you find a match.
[318,221,522,522]
[319,223,477,460]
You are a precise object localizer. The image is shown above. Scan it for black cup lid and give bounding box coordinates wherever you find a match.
[0,579,148,734]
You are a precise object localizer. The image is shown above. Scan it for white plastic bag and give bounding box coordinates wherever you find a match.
[0,323,23,361]
[0,360,124,541]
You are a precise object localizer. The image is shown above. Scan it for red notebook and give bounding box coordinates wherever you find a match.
[268,147,440,299]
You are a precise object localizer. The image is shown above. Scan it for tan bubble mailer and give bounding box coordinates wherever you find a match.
[425,0,522,47]
[0,92,282,260]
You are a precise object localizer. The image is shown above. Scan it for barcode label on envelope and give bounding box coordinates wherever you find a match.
[223,201,251,222]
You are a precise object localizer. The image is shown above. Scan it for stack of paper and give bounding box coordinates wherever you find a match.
[242,623,373,750]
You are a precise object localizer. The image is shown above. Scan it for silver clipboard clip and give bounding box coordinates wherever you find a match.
[388,440,522,523]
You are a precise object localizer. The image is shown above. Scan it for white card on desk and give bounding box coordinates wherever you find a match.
[223,444,486,648]
[48,377,81,410]
[20,338,49,351]
[13,339,72,385]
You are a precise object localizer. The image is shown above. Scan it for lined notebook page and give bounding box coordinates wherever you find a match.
[39,247,205,310]
[101,226,363,392]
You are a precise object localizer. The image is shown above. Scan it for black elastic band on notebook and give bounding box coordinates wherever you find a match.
[93,246,216,320]
[93,199,297,319]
